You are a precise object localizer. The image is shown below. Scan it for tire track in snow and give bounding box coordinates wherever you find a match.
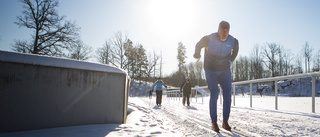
[138,98,234,136]
[163,103,252,137]
[138,97,258,137]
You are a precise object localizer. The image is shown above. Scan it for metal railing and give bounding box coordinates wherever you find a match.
[166,86,206,104]
[167,72,320,113]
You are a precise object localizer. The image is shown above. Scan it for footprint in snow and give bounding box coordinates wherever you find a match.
[140,119,148,122]
[150,124,157,127]
[150,131,162,134]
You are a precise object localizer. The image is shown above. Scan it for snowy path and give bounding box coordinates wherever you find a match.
[123,96,320,136]
[128,98,249,136]
[1,96,320,137]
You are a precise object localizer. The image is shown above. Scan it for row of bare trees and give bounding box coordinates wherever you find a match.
[11,0,163,83]
[95,32,163,82]
[166,41,319,87]
[232,42,319,82]
[11,0,319,86]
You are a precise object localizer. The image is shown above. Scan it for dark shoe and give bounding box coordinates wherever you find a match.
[212,122,220,133]
[222,120,231,131]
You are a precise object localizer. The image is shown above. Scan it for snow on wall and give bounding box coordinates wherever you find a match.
[0,50,127,75]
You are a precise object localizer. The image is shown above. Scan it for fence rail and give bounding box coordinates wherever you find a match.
[167,72,320,113]
[166,86,205,104]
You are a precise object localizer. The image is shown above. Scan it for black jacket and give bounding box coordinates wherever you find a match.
[180,81,192,95]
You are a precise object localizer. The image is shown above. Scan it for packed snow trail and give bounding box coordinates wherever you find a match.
[129,97,253,136]
[127,96,320,136]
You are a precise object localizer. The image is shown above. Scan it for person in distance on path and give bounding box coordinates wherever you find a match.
[193,21,239,132]
[148,90,152,99]
[180,78,192,106]
[151,78,167,107]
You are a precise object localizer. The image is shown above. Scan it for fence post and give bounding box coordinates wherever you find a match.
[196,88,198,103]
[201,86,204,104]
[233,85,236,106]
[250,83,252,108]
[176,92,178,101]
[312,76,315,113]
[220,86,222,105]
[275,80,278,110]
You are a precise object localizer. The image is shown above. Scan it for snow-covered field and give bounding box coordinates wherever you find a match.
[2,95,319,137]
[233,95,320,113]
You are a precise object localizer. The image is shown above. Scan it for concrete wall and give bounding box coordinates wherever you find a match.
[0,50,129,132]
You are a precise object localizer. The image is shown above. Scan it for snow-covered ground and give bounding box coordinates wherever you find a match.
[2,95,319,137]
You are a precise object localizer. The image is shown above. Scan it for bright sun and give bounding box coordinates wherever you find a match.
[146,0,197,37]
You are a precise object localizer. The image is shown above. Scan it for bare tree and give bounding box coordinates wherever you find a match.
[13,0,79,56]
[96,41,112,64]
[109,31,129,69]
[250,44,264,79]
[302,42,313,73]
[278,45,284,76]
[68,40,92,60]
[186,62,196,85]
[262,43,279,77]
[146,51,159,82]
[159,51,163,78]
[313,50,320,72]
[12,40,32,53]
[195,61,204,85]
[282,49,294,75]
[152,50,160,81]
[295,54,303,74]
[235,56,249,81]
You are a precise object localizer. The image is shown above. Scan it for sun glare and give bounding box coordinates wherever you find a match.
[146,0,197,37]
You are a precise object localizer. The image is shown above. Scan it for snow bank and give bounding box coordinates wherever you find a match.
[129,80,153,97]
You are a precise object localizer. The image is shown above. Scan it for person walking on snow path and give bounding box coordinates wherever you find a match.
[180,78,192,106]
[151,78,167,107]
[193,21,239,133]
[148,90,152,99]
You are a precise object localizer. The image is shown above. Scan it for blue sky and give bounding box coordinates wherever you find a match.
[1,0,320,76]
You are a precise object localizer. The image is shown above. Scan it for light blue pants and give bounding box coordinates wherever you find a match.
[205,69,232,123]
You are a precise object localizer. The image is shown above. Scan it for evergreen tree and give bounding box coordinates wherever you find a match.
[177,42,187,81]
[136,44,148,82]
[124,39,136,79]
